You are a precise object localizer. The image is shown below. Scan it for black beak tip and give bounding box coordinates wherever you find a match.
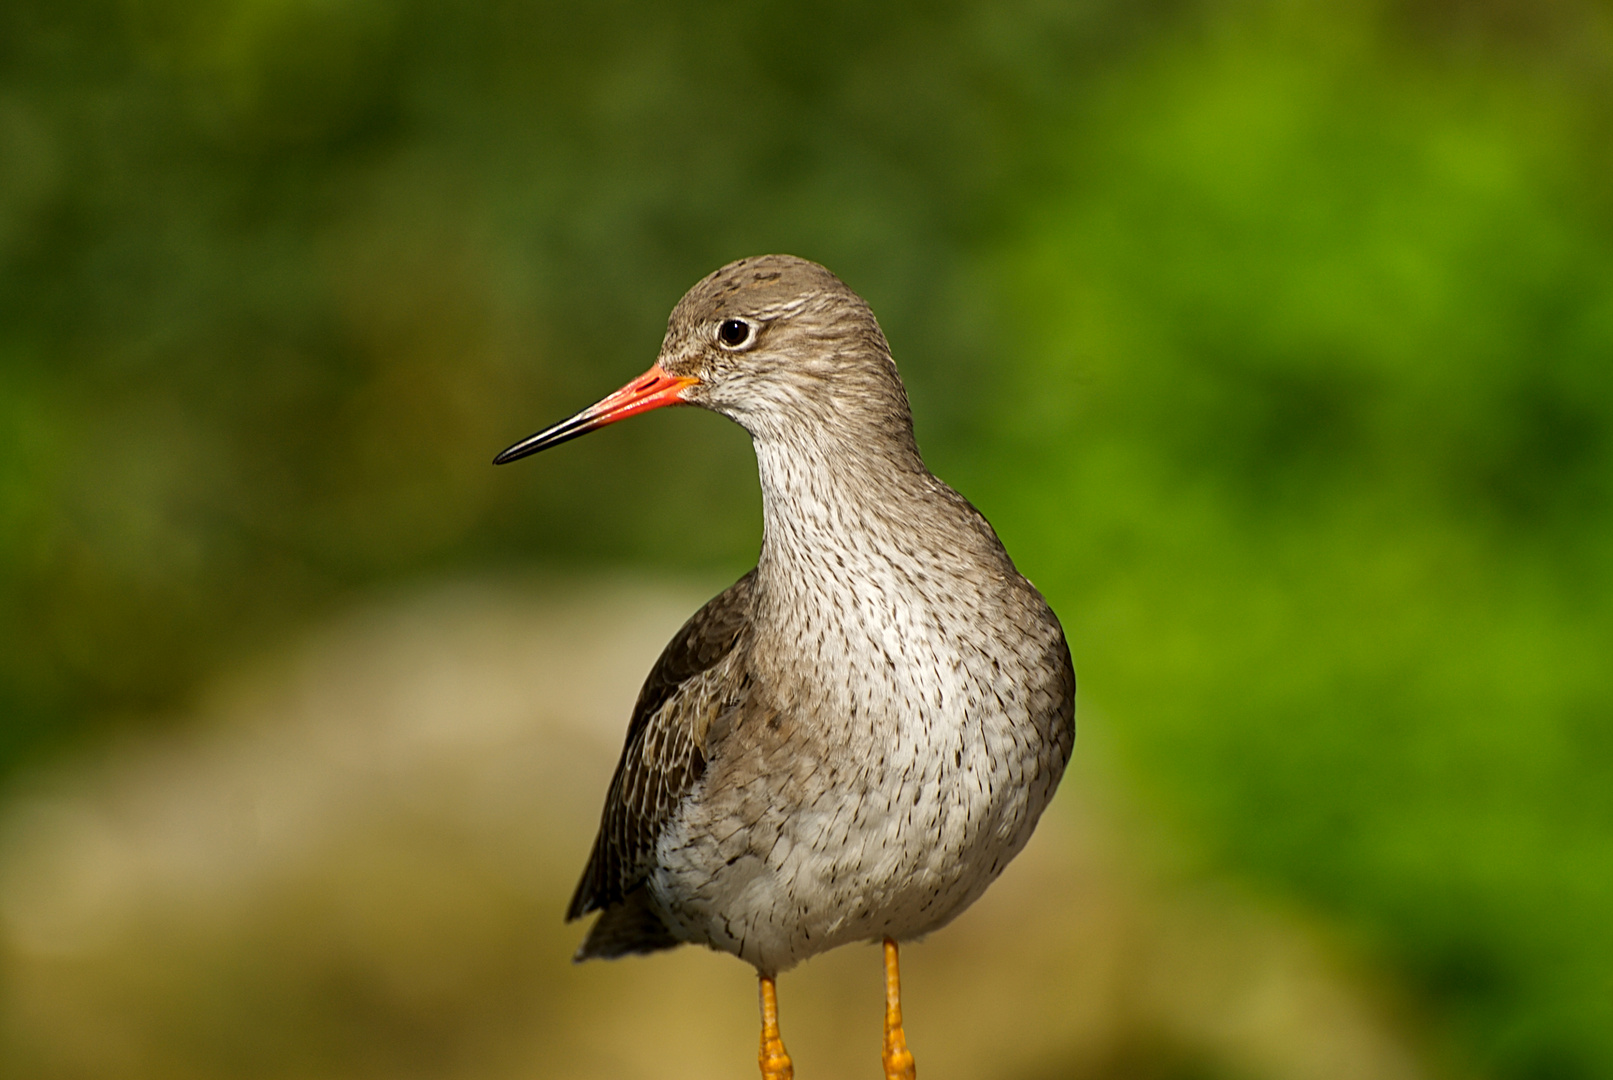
[493,443,539,466]
[492,419,592,466]
[492,437,538,465]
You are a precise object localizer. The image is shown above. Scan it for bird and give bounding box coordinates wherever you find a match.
[494,255,1075,1080]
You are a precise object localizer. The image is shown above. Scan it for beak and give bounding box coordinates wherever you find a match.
[493,364,700,465]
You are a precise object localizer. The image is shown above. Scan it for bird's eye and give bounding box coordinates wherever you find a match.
[717,318,754,348]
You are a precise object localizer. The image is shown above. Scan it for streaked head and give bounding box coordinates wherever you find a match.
[493,255,913,465]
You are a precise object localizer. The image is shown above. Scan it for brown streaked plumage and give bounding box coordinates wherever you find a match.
[565,569,756,952]
[495,255,1075,1080]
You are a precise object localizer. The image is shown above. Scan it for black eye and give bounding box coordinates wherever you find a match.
[718,318,752,347]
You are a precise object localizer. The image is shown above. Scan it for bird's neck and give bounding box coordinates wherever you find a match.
[746,425,1022,717]
[749,423,987,610]
[754,421,919,534]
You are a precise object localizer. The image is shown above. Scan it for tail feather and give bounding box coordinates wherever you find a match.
[573,887,682,962]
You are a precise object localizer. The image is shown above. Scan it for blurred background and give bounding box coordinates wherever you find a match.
[1,1,1610,1078]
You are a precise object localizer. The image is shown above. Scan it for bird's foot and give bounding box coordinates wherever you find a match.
[758,974,794,1080]
[760,1036,795,1080]
[882,938,917,1080]
[882,1030,915,1080]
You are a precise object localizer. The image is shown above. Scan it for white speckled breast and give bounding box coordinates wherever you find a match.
[647,437,1073,975]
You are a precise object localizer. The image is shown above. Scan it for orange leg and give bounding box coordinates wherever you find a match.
[882,938,917,1080]
[758,974,794,1080]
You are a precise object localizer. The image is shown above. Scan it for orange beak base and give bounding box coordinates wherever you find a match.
[493,365,700,465]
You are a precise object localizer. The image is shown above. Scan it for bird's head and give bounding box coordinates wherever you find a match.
[494,255,913,465]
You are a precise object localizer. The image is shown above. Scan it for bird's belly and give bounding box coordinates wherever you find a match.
[649,687,1066,975]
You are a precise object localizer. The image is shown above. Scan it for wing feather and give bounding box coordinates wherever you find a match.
[566,570,755,921]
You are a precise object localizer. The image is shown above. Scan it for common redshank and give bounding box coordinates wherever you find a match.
[494,255,1075,1080]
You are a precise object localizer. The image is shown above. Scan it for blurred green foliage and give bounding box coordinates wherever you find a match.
[973,10,1613,1078]
[1,2,1610,1079]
